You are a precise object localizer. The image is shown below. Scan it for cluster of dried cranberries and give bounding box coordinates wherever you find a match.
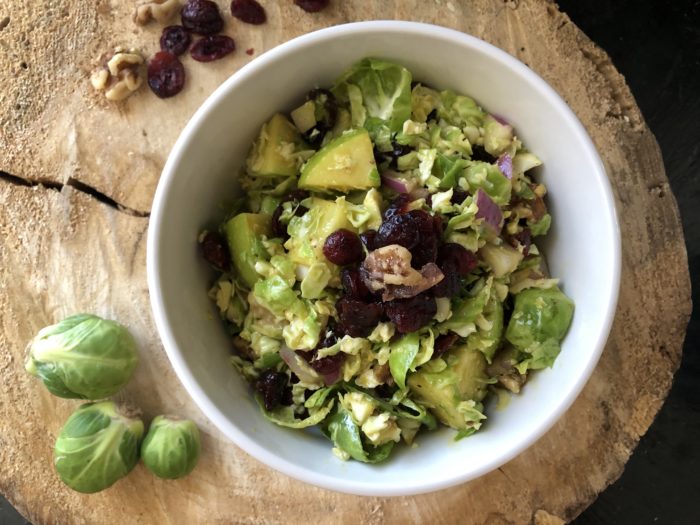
[142,0,330,98]
[321,193,479,339]
[147,0,238,98]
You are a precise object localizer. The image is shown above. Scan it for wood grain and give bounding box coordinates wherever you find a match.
[0,1,690,523]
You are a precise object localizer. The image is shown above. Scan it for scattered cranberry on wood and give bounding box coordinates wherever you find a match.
[294,0,330,13]
[147,51,186,98]
[160,26,192,56]
[231,0,266,24]
[181,0,224,35]
[191,35,236,62]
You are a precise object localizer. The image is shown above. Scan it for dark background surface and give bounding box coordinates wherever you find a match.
[1,1,698,523]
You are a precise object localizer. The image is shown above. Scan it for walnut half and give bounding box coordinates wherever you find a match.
[90,48,145,102]
[134,0,181,26]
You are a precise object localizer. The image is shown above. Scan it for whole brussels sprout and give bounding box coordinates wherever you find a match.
[141,416,201,479]
[54,401,144,493]
[25,314,139,399]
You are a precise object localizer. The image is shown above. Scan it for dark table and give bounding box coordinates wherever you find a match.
[1,1,698,523]
[562,0,700,521]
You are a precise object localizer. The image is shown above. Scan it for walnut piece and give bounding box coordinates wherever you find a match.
[134,0,181,25]
[91,48,145,102]
[360,244,444,301]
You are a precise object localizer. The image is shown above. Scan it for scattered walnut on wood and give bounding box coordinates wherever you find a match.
[134,0,181,25]
[90,48,145,102]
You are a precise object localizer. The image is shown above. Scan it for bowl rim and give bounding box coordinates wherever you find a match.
[147,20,621,496]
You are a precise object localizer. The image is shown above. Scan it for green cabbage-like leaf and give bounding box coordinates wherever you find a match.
[333,58,412,133]
[54,401,143,493]
[25,314,139,400]
[388,332,421,390]
[506,286,574,372]
[141,416,201,480]
[322,404,394,463]
[259,395,334,429]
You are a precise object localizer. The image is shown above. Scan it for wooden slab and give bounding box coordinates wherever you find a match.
[0,1,691,523]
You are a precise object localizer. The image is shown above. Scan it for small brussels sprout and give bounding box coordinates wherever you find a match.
[54,401,144,493]
[25,314,139,399]
[141,416,201,479]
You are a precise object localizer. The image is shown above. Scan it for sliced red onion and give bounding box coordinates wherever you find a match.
[383,263,444,301]
[319,367,342,386]
[490,113,510,126]
[475,189,503,235]
[381,170,415,194]
[497,153,513,179]
[279,345,322,385]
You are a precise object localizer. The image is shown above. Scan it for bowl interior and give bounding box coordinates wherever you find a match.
[148,22,619,496]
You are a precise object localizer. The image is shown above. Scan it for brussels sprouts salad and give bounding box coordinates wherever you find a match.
[199,58,574,463]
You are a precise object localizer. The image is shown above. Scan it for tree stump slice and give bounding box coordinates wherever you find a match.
[0,1,690,523]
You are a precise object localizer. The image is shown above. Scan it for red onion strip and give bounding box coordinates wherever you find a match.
[475,189,503,235]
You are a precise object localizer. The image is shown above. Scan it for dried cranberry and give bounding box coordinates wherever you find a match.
[181,0,224,35]
[323,229,363,266]
[407,210,438,267]
[470,144,497,163]
[373,383,395,399]
[199,231,230,271]
[302,89,337,147]
[294,0,329,12]
[271,191,309,239]
[439,243,478,276]
[384,294,437,333]
[375,141,413,168]
[430,271,460,298]
[307,89,337,130]
[360,230,378,251]
[383,193,410,220]
[508,228,532,256]
[336,297,383,337]
[317,330,338,350]
[160,26,191,56]
[231,0,266,24]
[389,141,412,168]
[147,51,185,98]
[433,215,444,237]
[376,213,420,250]
[271,207,286,238]
[280,385,294,406]
[191,35,236,62]
[310,352,346,377]
[341,267,371,300]
[452,187,469,204]
[433,333,459,358]
[254,370,287,411]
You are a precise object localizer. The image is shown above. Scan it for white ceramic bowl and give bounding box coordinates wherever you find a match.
[147,21,620,496]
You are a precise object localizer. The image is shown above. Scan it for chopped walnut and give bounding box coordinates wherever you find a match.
[362,245,423,289]
[90,69,109,90]
[487,346,527,393]
[361,244,444,301]
[91,48,145,102]
[134,0,181,25]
